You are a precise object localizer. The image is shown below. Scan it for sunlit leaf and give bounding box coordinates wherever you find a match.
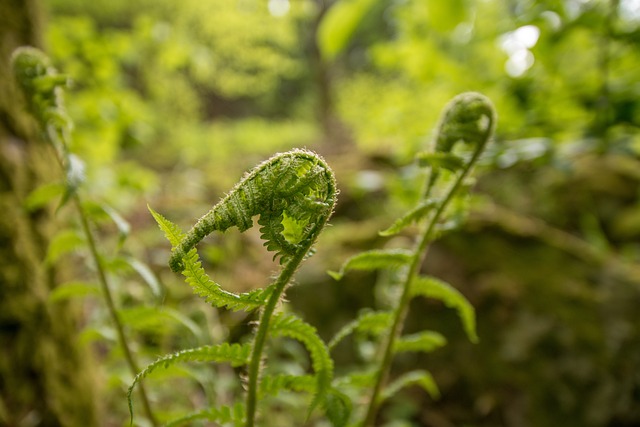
[328,249,413,280]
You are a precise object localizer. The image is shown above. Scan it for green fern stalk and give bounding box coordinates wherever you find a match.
[11,47,158,426]
[361,92,496,426]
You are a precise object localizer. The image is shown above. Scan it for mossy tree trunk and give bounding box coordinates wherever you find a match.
[0,1,99,425]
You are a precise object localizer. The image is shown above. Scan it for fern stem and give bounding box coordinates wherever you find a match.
[362,122,493,426]
[73,196,158,426]
[244,220,328,427]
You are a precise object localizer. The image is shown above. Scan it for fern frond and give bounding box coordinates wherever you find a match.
[379,200,439,237]
[380,370,440,403]
[180,246,270,311]
[168,149,338,272]
[411,275,478,343]
[394,331,447,354]
[328,310,393,350]
[128,343,250,421]
[415,152,465,171]
[269,313,334,413]
[148,205,185,246]
[334,369,377,390]
[164,402,245,427]
[328,249,413,280]
[324,388,352,427]
[259,374,316,398]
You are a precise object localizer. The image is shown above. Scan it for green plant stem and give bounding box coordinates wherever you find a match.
[245,222,329,427]
[46,132,158,426]
[73,196,158,427]
[362,147,485,427]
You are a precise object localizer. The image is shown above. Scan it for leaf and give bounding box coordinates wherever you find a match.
[269,313,334,416]
[128,343,251,422]
[324,388,352,427]
[149,205,269,311]
[164,402,245,427]
[380,370,440,402]
[329,310,392,350]
[259,374,316,398]
[148,205,185,246]
[123,257,162,300]
[379,200,439,236]
[411,275,478,343]
[394,331,447,354]
[45,229,85,265]
[416,152,466,171]
[317,0,379,61]
[328,249,413,280]
[101,204,131,242]
[48,281,100,302]
[24,182,65,211]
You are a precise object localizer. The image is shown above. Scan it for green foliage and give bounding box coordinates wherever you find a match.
[330,92,495,425]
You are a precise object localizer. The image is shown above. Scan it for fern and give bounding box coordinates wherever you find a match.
[269,313,334,410]
[143,150,338,427]
[128,343,251,421]
[330,92,497,426]
[380,370,440,402]
[328,249,413,280]
[328,310,393,350]
[164,402,246,427]
[411,275,478,343]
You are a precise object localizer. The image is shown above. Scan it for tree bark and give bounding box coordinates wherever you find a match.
[0,1,99,425]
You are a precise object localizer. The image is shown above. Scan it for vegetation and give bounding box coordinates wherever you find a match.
[2,0,640,426]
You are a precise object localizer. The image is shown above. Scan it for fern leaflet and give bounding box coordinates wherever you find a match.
[411,275,478,343]
[328,249,413,280]
[380,370,440,402]
[328,310,393,350]
[394,331,447,354]
[164,402,246,427]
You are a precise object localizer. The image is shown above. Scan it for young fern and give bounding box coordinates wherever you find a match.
[331,92,496,426]
[136,149,339,426]
[11,47,159,426]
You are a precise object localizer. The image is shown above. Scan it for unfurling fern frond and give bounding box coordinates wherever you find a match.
[168,149,337,272]
[149,206,271,311]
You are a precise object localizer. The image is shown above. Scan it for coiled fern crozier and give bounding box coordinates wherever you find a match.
[330,92,496,426]
[134,150,343,426]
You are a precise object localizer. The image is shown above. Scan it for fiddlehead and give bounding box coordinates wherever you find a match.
[169,149,337,273]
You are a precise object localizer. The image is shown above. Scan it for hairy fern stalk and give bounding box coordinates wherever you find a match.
[330,92,496,426]
[135,149,343,426]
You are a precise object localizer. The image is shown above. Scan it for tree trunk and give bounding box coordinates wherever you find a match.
[0,1,99,425]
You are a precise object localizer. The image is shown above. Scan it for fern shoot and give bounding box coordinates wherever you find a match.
[331,92,496,426]
[141,149,338,426]
[11,47,159,426]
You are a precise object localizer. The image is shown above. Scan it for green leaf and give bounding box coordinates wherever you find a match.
[411,276,478,343]
[101,204,131,242]
[148,205,185,246]
[269,313,334,416]
[416,152,466,171]
[317,0,379,61]
[164,402,245,427]
[379,200,439,236]
[329,310,392,350]
[24,182,65,211]
[45,229,85,265]
[149,205,269,311]
[259,374,316,398]
[328,249,413,280]
[48,281,100,302]
[324,388,352,427]
[380,370,440,402]
[394,331,447,354]
[128,343,251,422]
[123,257,162,300]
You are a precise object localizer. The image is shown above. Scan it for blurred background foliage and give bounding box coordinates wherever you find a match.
[4,0,640,425]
